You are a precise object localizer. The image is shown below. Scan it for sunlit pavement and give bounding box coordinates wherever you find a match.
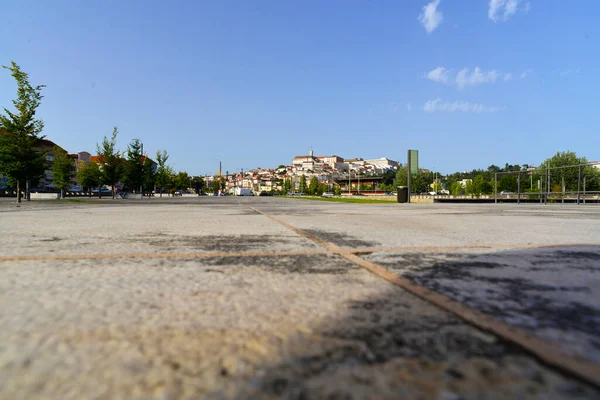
[1,197,599,399]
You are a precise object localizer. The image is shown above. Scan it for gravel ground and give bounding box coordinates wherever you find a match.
[1,197,599,399]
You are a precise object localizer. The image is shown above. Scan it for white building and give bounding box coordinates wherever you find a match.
[363,157,400,169]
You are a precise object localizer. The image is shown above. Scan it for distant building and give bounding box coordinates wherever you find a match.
[316,155,343,168]
[363,157,400,169]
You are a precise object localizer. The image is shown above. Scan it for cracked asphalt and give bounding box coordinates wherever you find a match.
[1,197,599,399]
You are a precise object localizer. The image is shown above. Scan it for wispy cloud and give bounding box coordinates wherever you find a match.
[426,66,512,89]
[426,67,450,84]
[407,103,413,112]
[423,98,503,113]
[488,0,529,22]
[520,69,532,79]
[419,0,443,34]
[559,68,580,78]
[456,67,499,89]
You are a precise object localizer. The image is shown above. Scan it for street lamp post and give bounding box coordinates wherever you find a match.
[140,142,143,198]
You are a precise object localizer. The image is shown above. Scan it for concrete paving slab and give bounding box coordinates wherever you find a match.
[1,197,599,398]
[366,246,600,364]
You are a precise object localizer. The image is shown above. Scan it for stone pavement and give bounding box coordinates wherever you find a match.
[1,197,599,399]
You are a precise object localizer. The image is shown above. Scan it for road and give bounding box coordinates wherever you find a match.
[1,197,599,399]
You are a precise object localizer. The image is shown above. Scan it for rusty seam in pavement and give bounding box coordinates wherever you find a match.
[247,206,600,389]
[2,243,599,263]
[0,249,332,263]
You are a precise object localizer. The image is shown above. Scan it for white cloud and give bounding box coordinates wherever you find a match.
[456,67,499,89]
[520,69,532,79]
[426,67,450,84]
[504,0,519,19]
[423,98,502,113]
[488,0,528,22]
[560,68,581,78]
[504,73,512,81]
[419,0,443,34]
[407,103,413,112]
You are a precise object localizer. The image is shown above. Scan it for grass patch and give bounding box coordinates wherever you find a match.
[283,196,397,204]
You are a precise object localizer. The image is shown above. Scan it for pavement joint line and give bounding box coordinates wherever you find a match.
[247,206,600,389]
[0,249,332,263]
[354,243,600,253]
[2,243,598,263]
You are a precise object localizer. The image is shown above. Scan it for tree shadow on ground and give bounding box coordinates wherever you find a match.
[204,245,600,399]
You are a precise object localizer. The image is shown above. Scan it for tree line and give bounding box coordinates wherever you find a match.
[392,151,600,196]
[0,62,202,201]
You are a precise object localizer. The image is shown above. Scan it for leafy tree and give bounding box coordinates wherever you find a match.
[381,170,395,186]
[498,174,518,192]
[173,171,191,191]
[142,158,156,194]
[122,138,144,192]
[282,177,292,194]
[539,151,599,191]
[394,166,429,193]
[299,174,307,193]
[96,127,124,199]
[317,182,328,195]
[211,176,222,193]
[308,176,319,195]
[155,149,171,197]
[431,180,443,192]
[333,185,342,196]
[0,62,46,202]
[450,181,463,196]
[191,176,204,194]
[77,161,101,197]
[52,146,76,198]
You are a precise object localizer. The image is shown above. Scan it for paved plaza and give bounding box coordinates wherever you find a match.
[1,197,599,399]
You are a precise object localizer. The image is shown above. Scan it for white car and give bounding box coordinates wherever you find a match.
[321,192,334,198]
[500,191,513,195]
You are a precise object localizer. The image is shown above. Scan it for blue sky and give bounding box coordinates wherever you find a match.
[1,0,598,175]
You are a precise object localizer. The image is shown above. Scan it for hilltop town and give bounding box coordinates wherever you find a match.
[203,151,400,195]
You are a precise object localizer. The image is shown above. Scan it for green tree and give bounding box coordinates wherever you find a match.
[299,174,307,193]
[394,166,429,193]
[77,161,101,197]
[173,171,191,191]
[282,177,292,194]
[52,146,75,198]
[431,180,443,192]
[122,138,144,192]
[0,62,46,203]
[333,185,342,196]
[191,176,204,194]
[142,158,156,195]
[211,176,222,193]
[155,149,171,197]
[96,127,124,199]
[450,181,463,196]
[539,151,599,191]
[308,176,319,195]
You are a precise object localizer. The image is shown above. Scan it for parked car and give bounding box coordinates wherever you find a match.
[321,192,334,198]
[437,189,450,195]
[500,191,513,195]
[259,191,272,196]
[351,192,365,196]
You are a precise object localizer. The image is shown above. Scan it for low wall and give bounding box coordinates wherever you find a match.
[31,193,59,200]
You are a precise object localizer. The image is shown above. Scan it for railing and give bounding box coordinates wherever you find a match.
[494,164,600,205]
